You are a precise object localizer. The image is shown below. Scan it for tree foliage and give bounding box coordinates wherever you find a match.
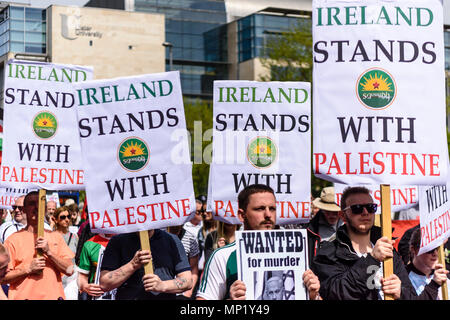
[259,20,313,82]
[184,99,213,197]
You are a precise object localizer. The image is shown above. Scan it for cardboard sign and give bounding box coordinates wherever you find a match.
[75,71,195,233]
[312,0,448,185]
[236,230,309,300]
[209,81,311,225]
[0,60,93,190]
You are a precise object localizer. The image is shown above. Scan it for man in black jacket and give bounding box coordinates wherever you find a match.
[312,186,440,300]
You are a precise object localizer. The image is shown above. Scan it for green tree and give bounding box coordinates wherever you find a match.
[259,19,330,197]
[259,20,313,82]
[184,99,213,197]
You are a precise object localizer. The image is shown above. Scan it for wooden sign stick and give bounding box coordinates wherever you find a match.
[139,230,154,274]
[36,189,47,257]
[380,184,394,300]
[438,244,448,300]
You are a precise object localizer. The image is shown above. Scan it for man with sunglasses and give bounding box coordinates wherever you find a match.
[0,196,26,244]
[2,191,74,299]
[312,186,440,300]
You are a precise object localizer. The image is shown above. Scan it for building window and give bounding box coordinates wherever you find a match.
[237,13,310,63]
[0,6,47,55]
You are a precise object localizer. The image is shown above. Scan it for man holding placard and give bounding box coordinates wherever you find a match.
[312,186,441,300]
[197,184,320,300]
[2,191,74,300]
[99,229,192,300]
[72,69,196,299]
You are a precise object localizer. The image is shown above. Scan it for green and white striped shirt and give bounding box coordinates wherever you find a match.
[197,241,237,300]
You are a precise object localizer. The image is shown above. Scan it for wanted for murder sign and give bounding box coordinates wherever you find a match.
[312,0,448,185]
[75,71,195,234]
[209,81,311,225]
[1,60,93,190]
[418,179,450,255]
[236,230,309,300]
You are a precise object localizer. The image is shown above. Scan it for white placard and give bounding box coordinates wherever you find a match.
[418,181,450,255]
[209,81,311,225]
[312,0,448,185]
[334,183,419,213]
[236,230,309,300]
[75,71,195,234]
[0,60,93,190]
[0,187,36,209]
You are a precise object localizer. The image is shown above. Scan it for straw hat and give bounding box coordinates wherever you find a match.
[65,198,75,206]
[312,187,340,212]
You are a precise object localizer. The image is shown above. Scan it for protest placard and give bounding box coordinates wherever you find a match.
[334,183,418,214]
[236,229,309,300]
[0,60,93,190]
[418,181,450,255]
[312,0,448,186]
[0,187,36,209]
[209,81,311,225]
[75,71,195,234]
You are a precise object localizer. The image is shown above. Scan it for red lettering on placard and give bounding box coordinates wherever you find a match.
[313,152,441,177]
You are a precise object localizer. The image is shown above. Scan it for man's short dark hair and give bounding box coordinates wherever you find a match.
[340,186,371,210]
[24,191,39,206]
[238,184,275,211]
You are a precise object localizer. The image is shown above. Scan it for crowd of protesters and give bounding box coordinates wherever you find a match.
[0,185,448,301]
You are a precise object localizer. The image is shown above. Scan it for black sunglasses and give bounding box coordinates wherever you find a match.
[12,206,23,211]
[344,203,378,214]
[59,215,70,220]
[425,248,438,255]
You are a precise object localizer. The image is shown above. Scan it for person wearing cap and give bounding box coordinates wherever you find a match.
[310,187,343,241]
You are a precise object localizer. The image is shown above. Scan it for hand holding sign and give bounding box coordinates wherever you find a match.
[370,236,394,262]
[130,249,152,271]
[432,263,449,286]
[229,280,246,300]
[381,274,401,300]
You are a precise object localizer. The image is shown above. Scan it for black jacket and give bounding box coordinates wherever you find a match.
[306,227,321,266]
[311,225,440,300]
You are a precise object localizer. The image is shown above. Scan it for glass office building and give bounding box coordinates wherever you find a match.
[130,0,228,100]
[0,6,46,57]
[237,13,307,63]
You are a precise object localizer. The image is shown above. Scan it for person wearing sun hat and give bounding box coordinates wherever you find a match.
[309,186,343,241]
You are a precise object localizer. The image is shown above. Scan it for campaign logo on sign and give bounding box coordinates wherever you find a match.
[356,68,396,110]
[118,137,149,171]
[33,111,58,139]
[247,136,277,169]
